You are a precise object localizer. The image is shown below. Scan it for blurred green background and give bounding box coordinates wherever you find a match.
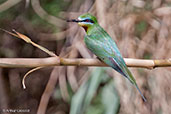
[0,0,171,114]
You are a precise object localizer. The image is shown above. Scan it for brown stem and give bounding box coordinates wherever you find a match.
[0,57,171,69]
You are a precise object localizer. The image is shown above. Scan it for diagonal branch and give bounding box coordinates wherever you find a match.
[0,57,171,69]
[0,0,22,13]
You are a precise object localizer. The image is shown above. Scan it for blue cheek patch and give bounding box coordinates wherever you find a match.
[82,22,93,25]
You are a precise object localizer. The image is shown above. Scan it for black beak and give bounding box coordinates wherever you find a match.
[66,19,82,23]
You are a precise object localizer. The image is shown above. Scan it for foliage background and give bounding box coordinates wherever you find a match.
[0,0,171,114]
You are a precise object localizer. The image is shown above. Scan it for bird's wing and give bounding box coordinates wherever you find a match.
[84,33,136,84]
[107,56,136,84]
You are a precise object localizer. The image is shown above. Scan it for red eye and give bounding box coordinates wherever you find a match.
[85,19,90,22]
[83,19,94,23]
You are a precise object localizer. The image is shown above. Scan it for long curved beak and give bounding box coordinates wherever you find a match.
[66,19,82,23]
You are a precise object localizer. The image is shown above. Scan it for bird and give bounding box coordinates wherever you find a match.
[67,13,146,102]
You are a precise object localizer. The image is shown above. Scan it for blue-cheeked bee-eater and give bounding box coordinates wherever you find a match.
[67,13,146,102]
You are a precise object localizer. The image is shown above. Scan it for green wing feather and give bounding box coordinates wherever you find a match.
[85,34,135,83]
[84,25,136,83]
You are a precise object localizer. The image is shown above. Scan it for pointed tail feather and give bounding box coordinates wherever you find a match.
[135,84,147,102]
[122,64,147,102]
[108,57,147,102]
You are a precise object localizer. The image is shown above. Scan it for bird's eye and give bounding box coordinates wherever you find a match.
[84,19,94,23]
[85,19,90,22]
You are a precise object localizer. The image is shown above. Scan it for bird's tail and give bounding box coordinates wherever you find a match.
[134,83,147,102]
[123,66,147,102]
[109,57,147,102]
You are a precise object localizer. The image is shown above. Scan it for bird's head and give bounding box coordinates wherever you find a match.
[67,13,98,32]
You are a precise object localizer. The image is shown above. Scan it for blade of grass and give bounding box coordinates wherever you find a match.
[0,28,57,57]
[101,81,120,114]
[12,29,57,57]
[70,68,105,114]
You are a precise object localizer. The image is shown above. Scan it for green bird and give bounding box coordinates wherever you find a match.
[67,13,146,102]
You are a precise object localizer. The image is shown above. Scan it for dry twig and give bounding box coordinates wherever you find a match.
[0,57,171,69]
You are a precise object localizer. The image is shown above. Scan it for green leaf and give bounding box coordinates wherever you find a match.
[101,81,120,114]
[70,68,105,114]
